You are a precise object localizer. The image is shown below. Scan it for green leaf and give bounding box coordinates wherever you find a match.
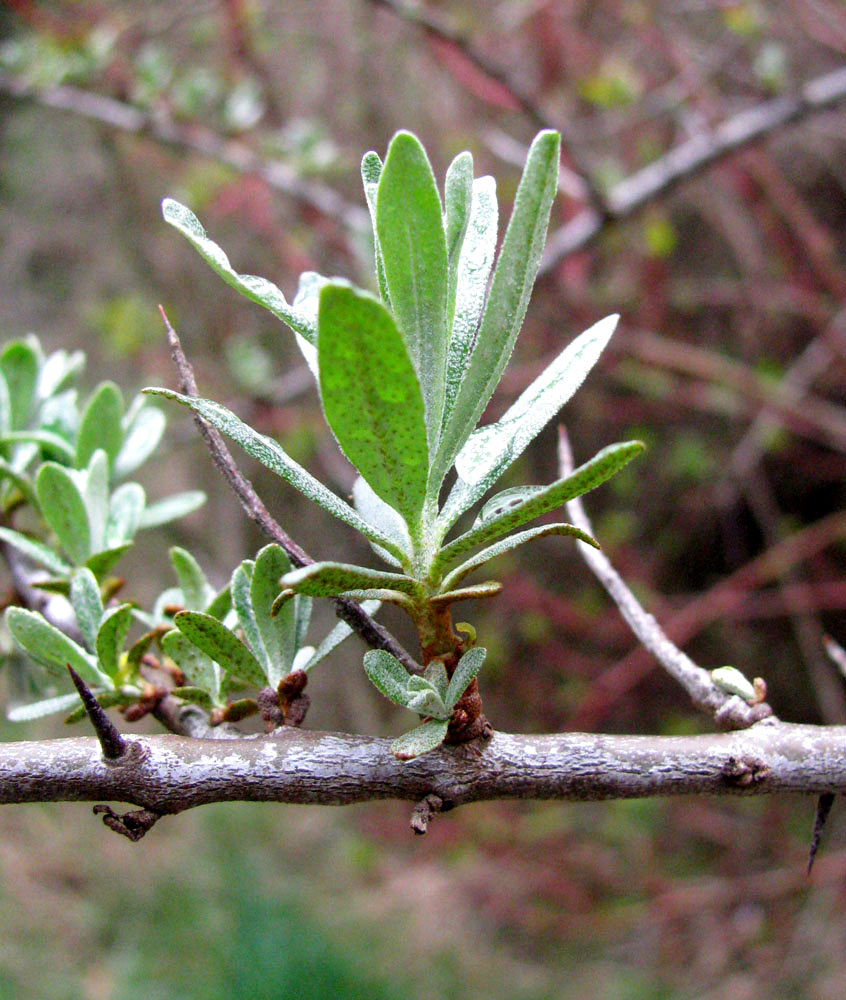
[405,675,449,719]
[7,691,86,722]
[0,430,76,464]
[452,313,619,496]
[85,543,132,577]
[429,581,502,606]
[318,282,429,529]
[376,132,448,440]
[361,151,390,305]
[423,659,449,703]
[0,340,39,430]
[162,198,317,344]
[280,561,424,601]
[137,490,206,529]
[440,522,598,591]
[434,130,561,484]
[231,561,261,657]
[36,347,84,400]
[35,462,90,565]
[444,151,474,328]
[0,455,37,507]
[302,599,380,671]
[351,476,411,567]
[173,611,266,688]
[0,526,71,575]
[363,649,412,708]
[391,719,449,760]
[95,603,133,679]
[251,544,295,686]
[114,403,166,479]
[75,382,124,472]
[170,546,213,611]
[445,646,486,710]
[70,567,103,651]
[442,175,498,434]
[105,482,145,547]
[437,440,644,568]
[6,606,107,687]
[290,271,330,380]
[82,449,110,554]
[144,389,407,562]
[161,628,224,703]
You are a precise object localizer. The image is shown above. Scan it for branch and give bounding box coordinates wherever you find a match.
[558,428,772,729]
[0,71,368,234]
[540,66,846,272]
[1,722,844,816]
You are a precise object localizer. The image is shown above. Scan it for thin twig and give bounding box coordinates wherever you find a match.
[557,427,772,729]
[0,71,368,235]
[364,0,608,216]
[540,66,846,273]
[157,308,421,675]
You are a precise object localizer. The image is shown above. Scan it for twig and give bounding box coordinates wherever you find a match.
[158,307,421,675]
[364,0,608,216]
[557,427,772,729]
[0,71,368,235]
[540,66,846,272]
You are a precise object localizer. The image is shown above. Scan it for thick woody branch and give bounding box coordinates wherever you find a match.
[0,722,844,816]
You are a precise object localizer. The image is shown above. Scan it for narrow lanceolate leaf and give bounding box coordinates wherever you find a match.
[280,561,425,601]
[0,527,71,576]
[137,490,206,530]
[173,611,266,688]
[363,649,412,708]
[439,523,598,591]
[35,462,90,565]
[441,176,498,435]
[0,430,76,464]
[170,546,213,611]
[83,450,110,554]
[76,382,124,472]
[105,482,145,547]
[114,402,166,479]
[434,130,561,484]
[161,199,317,344]
[361,151,390,305]
[7,691,87,722]
[445,646,487,711]
[352,476,411,568]
[6,606,107,687]
[376,132,449,441]
[70,567,103,652]
[85,544,132,578]
[318,283,429,528]
[161,629,223,703]
[391,719,449,760]
[251,544,296,686]
[444,151,474,328]
[95,604,133,679]
[231,561,261,657]
[437,440,644,568]
[302,599,380,671]
[0,340,38,429]
[423,659,449,703]
[453,314,619,492]
[144,389,407,562]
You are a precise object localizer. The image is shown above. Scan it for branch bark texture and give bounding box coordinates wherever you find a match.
[2,722,844,817]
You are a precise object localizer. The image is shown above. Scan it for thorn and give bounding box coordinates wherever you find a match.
[93,804,159,842]
[410,794,443,835]
[807,792,835,875]
[67,665,127,761]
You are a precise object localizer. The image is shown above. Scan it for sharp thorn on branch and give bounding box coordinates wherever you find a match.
[807,792,835,875]
[66,665,128,761]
